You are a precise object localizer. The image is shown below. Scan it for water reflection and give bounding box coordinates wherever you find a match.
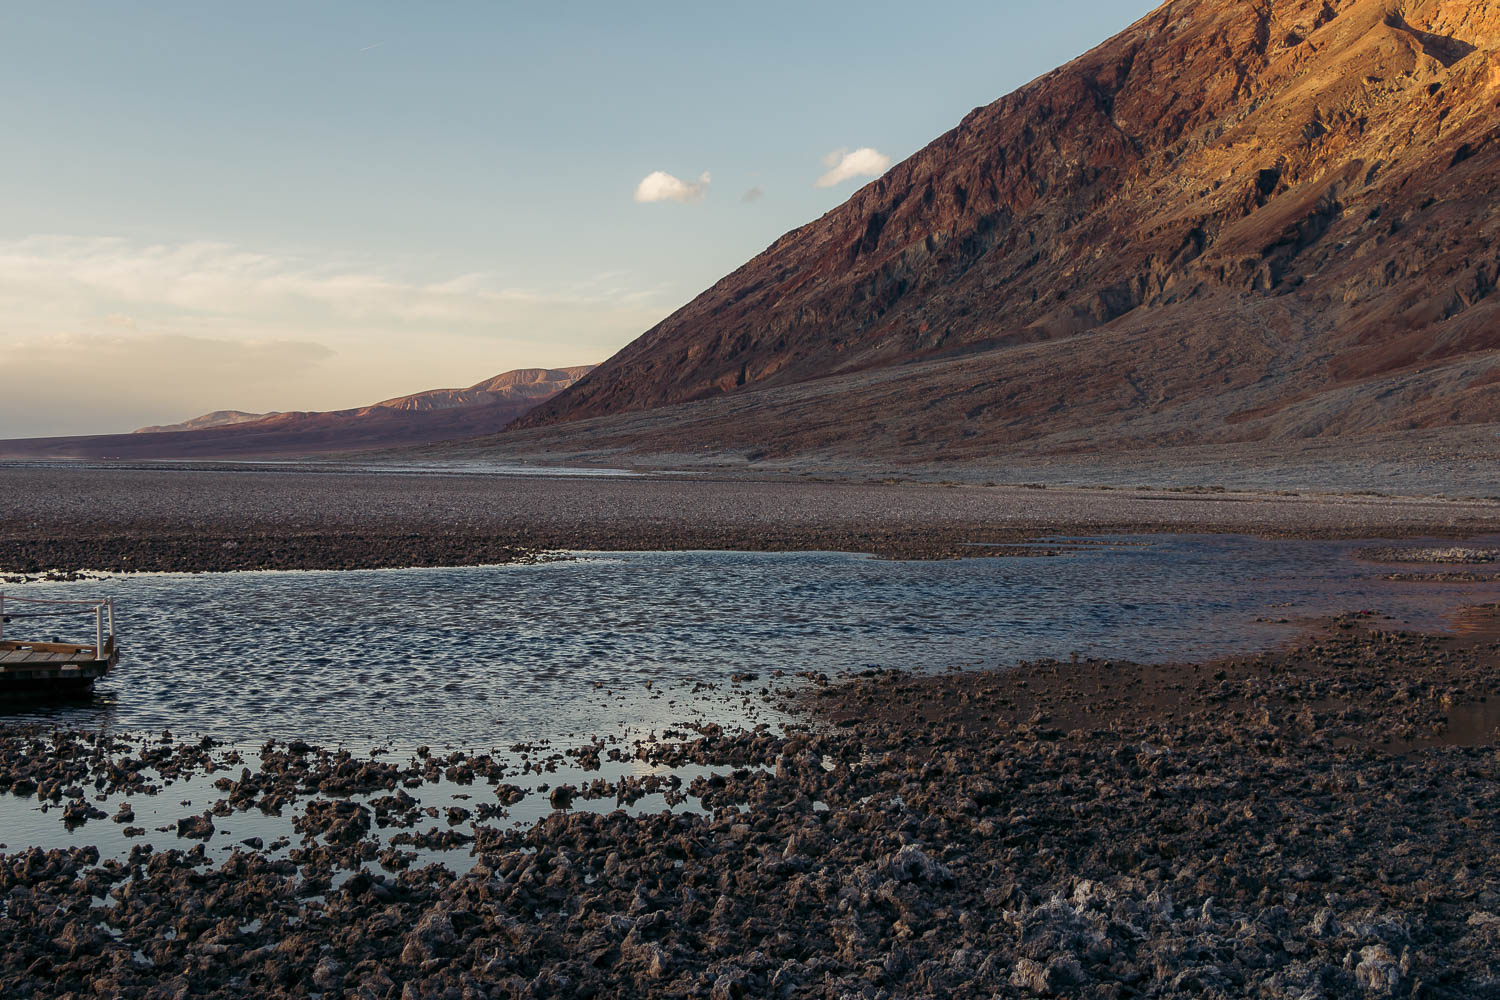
[4,536,1498,746]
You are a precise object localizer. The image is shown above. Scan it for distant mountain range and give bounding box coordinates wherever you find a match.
[493,0,1500,468]
[0,366,594,461]
[134,410,284,434]
[133,367,592,434]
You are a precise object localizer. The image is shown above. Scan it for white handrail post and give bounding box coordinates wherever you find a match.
[107,599,115,646]
[96,604,103,656]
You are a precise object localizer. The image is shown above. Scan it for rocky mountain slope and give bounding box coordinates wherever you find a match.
[0,366,594,461]
[512,0,1500,465]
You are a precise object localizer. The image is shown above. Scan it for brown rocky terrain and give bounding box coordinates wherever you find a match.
[2,615,1499,997]
[507,0,1500,467]
[0,366,593,461]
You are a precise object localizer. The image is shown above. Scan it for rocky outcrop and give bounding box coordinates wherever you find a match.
[517,0,1500,461]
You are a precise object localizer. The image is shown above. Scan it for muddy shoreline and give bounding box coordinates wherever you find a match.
[4,464,1500,573]
[1,612,1498,997]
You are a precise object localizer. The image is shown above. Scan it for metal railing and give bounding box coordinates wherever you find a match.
[0,594,116,656]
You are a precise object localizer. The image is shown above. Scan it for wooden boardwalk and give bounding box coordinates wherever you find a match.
[0,595,117,697]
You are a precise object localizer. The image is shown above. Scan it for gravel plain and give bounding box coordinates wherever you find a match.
[3,463,1500,573]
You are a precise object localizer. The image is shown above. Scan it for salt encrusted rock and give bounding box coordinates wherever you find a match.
[310,955,344,990]
[175,812,214,840]
[1353,944,1402,995]
[887,844,951,884]
[1308,907,1340,938]
[1009,954,1085,995]
[400,906,458,965]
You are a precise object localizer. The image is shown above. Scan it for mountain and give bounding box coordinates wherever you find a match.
[134,410,281,434]
[510,0,1500,467]
[137,367,593,433]
[349,366,597,416]
[0,366,594,461]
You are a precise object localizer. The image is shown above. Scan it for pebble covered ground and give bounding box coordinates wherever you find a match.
[4,464,1500,573]
[1,612,1498,998]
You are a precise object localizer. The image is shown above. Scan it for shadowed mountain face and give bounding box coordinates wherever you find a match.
[0,367,594,461]
[514,0,1500,461]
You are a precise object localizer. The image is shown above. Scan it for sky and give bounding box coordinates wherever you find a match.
[0,1,1156,437]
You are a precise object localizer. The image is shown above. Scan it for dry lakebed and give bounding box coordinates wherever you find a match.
[0,464,1498,998]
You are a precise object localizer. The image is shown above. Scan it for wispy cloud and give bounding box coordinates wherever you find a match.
[741,185,765,203]
[816,147,892,188]
[0,236,674,436]
[358,41,385,52]
[634,170,711,204]
[0,236,660,331]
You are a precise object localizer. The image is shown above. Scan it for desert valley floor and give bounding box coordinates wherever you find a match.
[1,462,1499,997]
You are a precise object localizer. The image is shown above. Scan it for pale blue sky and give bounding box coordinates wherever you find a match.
[0,1,1156,436]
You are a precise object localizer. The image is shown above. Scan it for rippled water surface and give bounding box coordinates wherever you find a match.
[4,537,1497,745]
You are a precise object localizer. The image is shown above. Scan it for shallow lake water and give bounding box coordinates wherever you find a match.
[4,535,1497,748]
[4,534,1499,864]
[0,742,764,870]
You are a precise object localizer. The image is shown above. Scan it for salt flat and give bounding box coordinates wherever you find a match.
[2,462,1500,573]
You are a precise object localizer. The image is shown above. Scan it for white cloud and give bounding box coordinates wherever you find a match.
[634,170,711,203]
[0,236,665,334]
[741,185,765,203]
[816,147,892,188]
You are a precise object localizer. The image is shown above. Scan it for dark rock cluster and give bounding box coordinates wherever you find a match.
[1,620,1497,997]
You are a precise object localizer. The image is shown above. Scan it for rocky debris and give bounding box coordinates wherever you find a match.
[1010,955,1085,995]
[814,614,1500,752]
[886,844,951,885]
[1359,545,1500,564]
[390,827,474,851]
[400,905,459,965]
[60,798,106,827]
[1354,943,1407,995]
[1381,570,1500,582]
[293,799,372,845]
[494,783,528,806]
[0,621,1498,995]
[173,812,214,840]
[311,954,345,990]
